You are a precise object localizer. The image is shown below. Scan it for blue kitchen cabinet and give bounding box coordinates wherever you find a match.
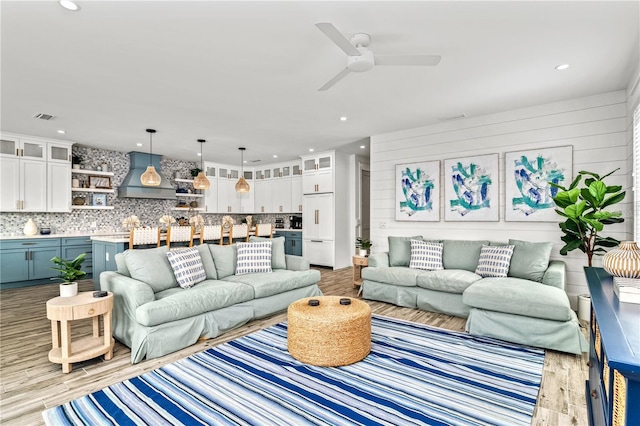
[286,232,302,256]
[61,237,93,277]
[0,238,60,288]
[92,239,127,290]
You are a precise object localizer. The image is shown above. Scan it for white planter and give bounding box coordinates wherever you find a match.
[578,294,591,323]
[60,282,78,298]
[358,249,368,257]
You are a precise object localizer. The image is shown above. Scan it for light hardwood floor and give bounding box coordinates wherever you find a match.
[0,267,589,425]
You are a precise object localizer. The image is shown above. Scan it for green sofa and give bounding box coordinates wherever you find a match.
[100,240,322,363]
[361,237,588,355]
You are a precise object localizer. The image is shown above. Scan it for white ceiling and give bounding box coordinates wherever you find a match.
[1,1,638,165]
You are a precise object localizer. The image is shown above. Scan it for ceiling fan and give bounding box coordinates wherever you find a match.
[315,22,441,91]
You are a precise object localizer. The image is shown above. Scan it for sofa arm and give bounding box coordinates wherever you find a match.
[368,252,389,268]
[542,260,566,290]
[100,271,155,312]
[285,255,310,271]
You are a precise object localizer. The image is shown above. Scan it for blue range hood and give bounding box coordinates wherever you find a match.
[118,151,176,200]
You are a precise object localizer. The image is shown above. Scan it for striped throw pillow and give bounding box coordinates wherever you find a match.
[236,241,273,275]
[475,245,515,278]
[166,247,207,289]
[409,240,444,271]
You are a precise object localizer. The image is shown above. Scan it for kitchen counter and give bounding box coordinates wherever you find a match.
[0,231,128,241]
[273,229,303,232]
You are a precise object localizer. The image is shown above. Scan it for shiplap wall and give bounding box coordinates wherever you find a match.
[370,90,631,306]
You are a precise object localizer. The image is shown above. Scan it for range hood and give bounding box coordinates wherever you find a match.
[118,152,177,199]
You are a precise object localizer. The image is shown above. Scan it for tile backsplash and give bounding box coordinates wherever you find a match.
[0,145,299,235]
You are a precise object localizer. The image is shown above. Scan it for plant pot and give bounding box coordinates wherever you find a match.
[602,241,640,278]
[358,249,368,257]
[60,282,78,298]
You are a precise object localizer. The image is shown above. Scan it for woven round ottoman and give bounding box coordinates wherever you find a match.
[287,296,371,367]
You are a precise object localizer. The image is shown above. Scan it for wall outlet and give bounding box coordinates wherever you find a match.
[379,222,387,229]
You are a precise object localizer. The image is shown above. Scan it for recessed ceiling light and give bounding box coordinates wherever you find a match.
[59,0,80,11]
[340,116,348,121]
[360,145,365,149]
[197,153,202,156]
[57,130,66,134]
[273,155,278,158]
[555,64,570,70]
[136,143,143,147]
[243,160,247,164]
[309,148,314,152]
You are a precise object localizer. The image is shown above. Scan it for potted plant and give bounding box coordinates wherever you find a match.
[550,169,625,267]
[72,153,82,170]
[356,238,373,257]
[190,167,202,178]
[50,253,87,297]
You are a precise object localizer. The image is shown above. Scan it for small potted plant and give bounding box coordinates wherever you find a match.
[50,253,87,297]
[72,153,83,170]
[356,238,373,257]
[190,167,202,178]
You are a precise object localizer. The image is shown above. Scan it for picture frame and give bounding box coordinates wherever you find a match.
[444,153,499,222]
[395,160,440,221]
[92,194,107,207]
[505,145,573,222]
[89,176,111,189]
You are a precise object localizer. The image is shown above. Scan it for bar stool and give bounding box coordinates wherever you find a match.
[129,227,161,249]
[255,223,273,238]
[166,226,194,249]
[200,225,223,245]
[225,223,249,245]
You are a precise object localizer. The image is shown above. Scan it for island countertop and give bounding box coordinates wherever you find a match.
[0,231,128,241]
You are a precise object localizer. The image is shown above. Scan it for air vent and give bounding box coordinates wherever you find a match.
[438,113,467,122]
[33,113,56,120]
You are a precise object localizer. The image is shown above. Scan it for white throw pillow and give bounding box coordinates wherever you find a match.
[166,247,207,289]
[236,241,273,275]
[409,240,444,271]
[475,245,515,278]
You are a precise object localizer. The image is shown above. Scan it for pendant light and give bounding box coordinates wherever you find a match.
[235,147,250,193]
[140,129,162,186]
[193,139,211,190]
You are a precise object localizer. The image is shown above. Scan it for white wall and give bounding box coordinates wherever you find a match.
[370,90,630,306]
[627,66,640,241]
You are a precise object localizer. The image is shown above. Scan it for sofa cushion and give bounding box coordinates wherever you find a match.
[442,240,489,272]
[462,278,572,322]
[389,236,422,267]
[136,279,255,327]
[196,244,217,280]
[250,236,286,270]
[166,247,207,289]
[508,239,553,283]
[417,269,483,294]
[123,246,177,293]
[236,241,273,275]
[209,244,237,279]
[409,240,443,271]
[222,269,321,299]
[362,266,421,287]
[475,245,515,278]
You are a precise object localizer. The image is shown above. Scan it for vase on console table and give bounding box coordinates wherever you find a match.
[602,241,640,278]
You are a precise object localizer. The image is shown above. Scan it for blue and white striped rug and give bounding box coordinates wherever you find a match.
[43,315,545,426]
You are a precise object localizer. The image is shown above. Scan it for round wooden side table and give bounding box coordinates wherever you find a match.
[46,291,115,373]
[287,296,371,367]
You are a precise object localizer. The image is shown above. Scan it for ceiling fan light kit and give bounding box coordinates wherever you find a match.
[140,129,162,186]
[193,139,211,190]
[315,22,441,91]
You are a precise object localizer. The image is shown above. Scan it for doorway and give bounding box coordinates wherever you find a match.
[361,169,370,240]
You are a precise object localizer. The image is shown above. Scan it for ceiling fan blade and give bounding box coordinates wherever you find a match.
[375,55,441,66]
[315,23,361,57]
[318,68,351,91]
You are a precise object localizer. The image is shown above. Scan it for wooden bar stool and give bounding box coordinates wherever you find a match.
[200,225,223,245]
[166,226,194,249]
[225,223,249,245]
[255,223,273,238]
[129,227,161,249]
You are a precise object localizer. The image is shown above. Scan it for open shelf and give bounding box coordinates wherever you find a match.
[175,193,203,198]
[71,205,115,210]
[72,188,115,194]
[171,207,205,212]
[71,169,114,177]
[174,178,194,183]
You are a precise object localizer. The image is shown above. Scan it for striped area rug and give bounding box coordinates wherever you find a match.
[43,315,545,426]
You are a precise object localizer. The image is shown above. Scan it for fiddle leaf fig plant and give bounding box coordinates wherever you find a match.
[550,169,625,266]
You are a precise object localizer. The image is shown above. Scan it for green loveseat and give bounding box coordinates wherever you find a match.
[361,237,587,355]
[100,238,322,363]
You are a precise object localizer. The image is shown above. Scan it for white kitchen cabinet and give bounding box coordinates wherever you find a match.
[302,240,334,267]
[272,177,292,213]
[254,180,272,213]
[48,162,71,212]
[216,178,240,213]
[303,193,334,240]
[47,143,72,163]
[291,175,302,213]
[302,153,332,172]
[302,169,332,194]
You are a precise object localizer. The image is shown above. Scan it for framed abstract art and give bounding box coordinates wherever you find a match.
[444,154,499,221]
[505,146,572,221]
[395,161,440,221]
